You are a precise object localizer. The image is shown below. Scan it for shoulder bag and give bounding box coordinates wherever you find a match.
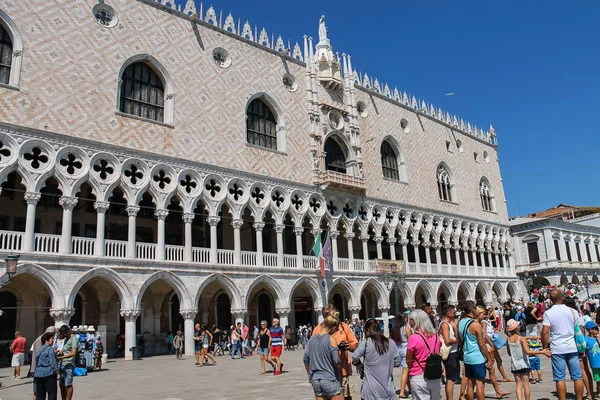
[572,309,587,353]
[438,321,452,361]
[457,319,473,362]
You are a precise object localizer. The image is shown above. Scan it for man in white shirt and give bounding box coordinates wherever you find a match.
[541,289,583,400]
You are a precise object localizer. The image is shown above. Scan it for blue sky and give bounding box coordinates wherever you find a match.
[173,0,599,217]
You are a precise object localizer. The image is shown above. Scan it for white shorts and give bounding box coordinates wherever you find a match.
[11,353,24,367]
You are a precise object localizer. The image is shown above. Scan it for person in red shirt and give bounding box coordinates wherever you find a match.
[10,331,27,379]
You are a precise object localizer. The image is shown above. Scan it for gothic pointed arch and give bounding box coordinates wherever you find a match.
[0,263,65,308]
[194,273,242,311]
[479,177,495,212]
[117,54,174,124]
[436,162,455,202]
[245,93,287,151]
[380,136,407,182]
[288,276,323,310]
[0,9,23,87]
[67,267,134,309]
[134,271,192,310]
[323,132,353,174]
[245,274,286,309]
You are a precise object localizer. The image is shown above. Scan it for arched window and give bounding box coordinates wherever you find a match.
[246,99,278,150]
[324,138,347,174]
[381,141,399,180]
[0,25,12,85]
[480,180,493,211]
[437,164,453,202]
[119,62,165,122]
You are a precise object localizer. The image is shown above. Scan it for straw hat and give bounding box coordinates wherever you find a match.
[506,319,520,332]
[86,326,96,332]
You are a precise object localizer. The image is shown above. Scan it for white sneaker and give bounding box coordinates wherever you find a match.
[15,377,21,380]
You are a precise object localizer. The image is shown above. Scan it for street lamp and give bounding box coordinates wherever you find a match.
[2,253,20,287]
[382,263,406,315]
[583,272,591,299]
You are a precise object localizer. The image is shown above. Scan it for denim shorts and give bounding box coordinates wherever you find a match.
[465,362,487,380]
[551,353,582,381]
[529,357,540,371]
[258,347,269,355]
[59,364,74,387]
[312,379,341,397]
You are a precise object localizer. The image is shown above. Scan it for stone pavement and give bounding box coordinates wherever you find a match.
[0,348,565,399]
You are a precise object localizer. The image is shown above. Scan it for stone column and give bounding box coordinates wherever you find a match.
[153,312,162,354]
[155,209,169,261]
[453,245,461,269]
[275,224,285,267]
[120,309,141,360]
[49,308,75,328]
[23,192,41,252]
[360,234,369,266]
[253,222,265,267]
[374,236,384,259]
[126,206,140,259]
[434,243,443,269]
[400,239,409,264]
[463,246,471,269]
[94,201,110,256]
[58,196,78,254]
[232,219,243,265]
[542,228,556,262]
[231,309,248,325]
[559,232,569,262]
[295,227,304,268]
[388,237,397,260]
[207,216,220,264]
[478,249,486,270]
[411,240,421,271]
[181,309,197,356]
[444,244,452,266]
[380,307,390,337]
[494,252,501,275]
[330,230,339,270]
[346,232,355,270]
[182,213,194,262]
[486,251,493,272]
[349,306,361,322]
[423,242,432,273]
[276,308,291,333]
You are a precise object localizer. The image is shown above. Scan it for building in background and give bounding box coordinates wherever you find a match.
[0,0,516,359]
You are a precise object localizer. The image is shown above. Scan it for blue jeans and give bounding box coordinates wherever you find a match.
[231,342,242,359]
[551,353,582,381]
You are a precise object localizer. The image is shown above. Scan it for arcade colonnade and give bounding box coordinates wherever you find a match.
[0,262,518,360]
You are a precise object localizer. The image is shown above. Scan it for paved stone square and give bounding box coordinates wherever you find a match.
[0,347,564,400]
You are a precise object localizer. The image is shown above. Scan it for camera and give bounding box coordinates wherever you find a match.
[338,341,349,351]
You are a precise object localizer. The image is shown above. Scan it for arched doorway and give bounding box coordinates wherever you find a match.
[457,282,470,310]
[216,293,232,329]
[437,284,452,314]
[360,283,382,320]
[197,280,233,328]
[572,274,580,284]
[475,284,485,306]
[328,282,351,321]
[532,277,551,290]
[257,293,273,325]
[0,291,17,340]
[560,274,569,285]
[290,281,318,328]
[414,285,429,309]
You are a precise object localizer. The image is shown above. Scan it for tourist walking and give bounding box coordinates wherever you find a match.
[584,321,600,396]
[57,325,78,400]
[303,311,342,400]
[199,325,217,366]
[173,331,184,359]
[10,330,27,380]
[565,296,594,400]
[33,332,59,400]
[113,334,123,358]
[352,318,400,400]
[241,322,253,356]
[255,320,276,374]
[476,306,510,398]
[505,319,550,400]
[312,304,358,400]
[458,301,493,400]
[193,323,202,365]
[212,327,225,356]
[93,335,103,370]
[270,318,285,375]
[439,305,460,400]
[231,324,242,359]
[541,289,584,400]
[481,307,513,382]
[406,309,442,400]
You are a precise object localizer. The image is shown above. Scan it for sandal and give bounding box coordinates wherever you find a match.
[496,392,511,399]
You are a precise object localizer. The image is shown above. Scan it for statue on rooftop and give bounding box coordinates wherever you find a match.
[319,15,328,43]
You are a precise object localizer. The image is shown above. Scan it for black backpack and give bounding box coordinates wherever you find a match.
[416,334,443,380]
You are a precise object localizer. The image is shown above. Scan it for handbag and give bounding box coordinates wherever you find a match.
[457,319,473,362]
[572,310,587,353]
[438,321,452,361]
[490,333,506,350]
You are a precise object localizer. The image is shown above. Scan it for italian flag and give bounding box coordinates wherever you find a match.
[312,234,325,277]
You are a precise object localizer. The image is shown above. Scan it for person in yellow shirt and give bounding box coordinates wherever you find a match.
[312,304,358,400]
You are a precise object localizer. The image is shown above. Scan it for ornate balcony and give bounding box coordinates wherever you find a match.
[314,170,366,192]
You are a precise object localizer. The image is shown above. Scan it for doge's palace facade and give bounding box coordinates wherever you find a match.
[0,0,517,359]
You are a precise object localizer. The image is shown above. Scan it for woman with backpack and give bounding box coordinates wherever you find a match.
[406,309,443,400]
[352,318,400,400]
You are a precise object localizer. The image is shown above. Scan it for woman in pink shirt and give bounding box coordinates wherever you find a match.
[406,309,442,400]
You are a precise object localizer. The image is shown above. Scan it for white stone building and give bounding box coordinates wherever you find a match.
[511,216,600,299]
[0,0,517,360]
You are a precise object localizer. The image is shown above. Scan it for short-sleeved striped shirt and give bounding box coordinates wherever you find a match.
[270,326,284,347]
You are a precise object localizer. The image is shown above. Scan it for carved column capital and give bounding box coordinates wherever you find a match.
[410,240,420,248]
[24,192,41,205]
[179,309,198,320]
[345,232,355,240]
[59,196,78,211]
[276,308,291,317]
[311,228,321,238]
[274,224,285,234]
[207,216,221,226]
[231,309,247,320]
[433,243,443,250]
[293,227,304,236]
[374,236,384,244]
[120,309,141,321]
[253,222,265,231]
[359,234,370,242]
[330,230,340,240]
[348,306,362,313]
[182,212,195,224]
[125,205,140,217]
[49,308,75,322]
[155,209,169,220]
[399,239,409,246]
[387,237,397,245]
[231,219,244,229]
[422,242,432,249]
[94,201,110,213]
